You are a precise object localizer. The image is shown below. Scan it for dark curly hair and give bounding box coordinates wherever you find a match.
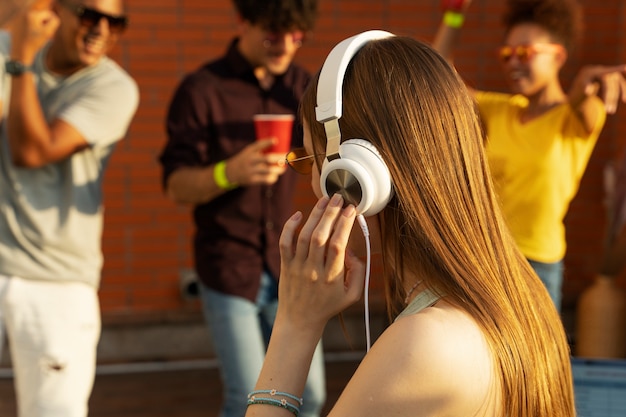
[502,0,583,52]
[232,0,318,33]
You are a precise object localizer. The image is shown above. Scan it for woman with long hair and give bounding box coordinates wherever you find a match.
[245,32,575,417]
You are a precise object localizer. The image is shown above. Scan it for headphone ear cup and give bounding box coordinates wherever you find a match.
[320,139,393,216]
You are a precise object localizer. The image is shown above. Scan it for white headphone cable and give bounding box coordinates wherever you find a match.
[356,214,372,351]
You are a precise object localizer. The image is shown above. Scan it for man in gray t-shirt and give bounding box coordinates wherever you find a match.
[0,1,138,416]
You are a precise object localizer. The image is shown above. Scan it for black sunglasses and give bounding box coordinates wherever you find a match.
[63,2,128,34]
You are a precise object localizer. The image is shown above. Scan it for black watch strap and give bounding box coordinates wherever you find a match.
[5,60,32,76]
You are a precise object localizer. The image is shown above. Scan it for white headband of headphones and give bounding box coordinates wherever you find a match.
[315,30,395,157]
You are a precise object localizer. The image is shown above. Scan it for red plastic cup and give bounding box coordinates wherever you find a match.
[253,114,294,154]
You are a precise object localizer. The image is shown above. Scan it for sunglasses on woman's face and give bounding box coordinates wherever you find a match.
[497,43,563,64]
[285,147,323,175]
[63,1,128,34]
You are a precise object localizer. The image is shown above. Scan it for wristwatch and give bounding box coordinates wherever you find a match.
[5,60,32,76]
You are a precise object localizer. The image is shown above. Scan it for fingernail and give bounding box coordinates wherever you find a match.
[343,204,355,217]
[291,211,302,221]
[317,197,329,209]
[330,193,343,207]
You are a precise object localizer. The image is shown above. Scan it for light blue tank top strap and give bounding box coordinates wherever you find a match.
[395,288,442,322]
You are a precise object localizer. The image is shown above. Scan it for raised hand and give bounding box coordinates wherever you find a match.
[441,0,472,12]
[0,0,36,28]
[571,64,626,114]
[8,0,58,62]
[277,194,364,332]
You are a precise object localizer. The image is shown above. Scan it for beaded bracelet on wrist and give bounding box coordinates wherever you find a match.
[247,397,300,417]
[248,389,304,406]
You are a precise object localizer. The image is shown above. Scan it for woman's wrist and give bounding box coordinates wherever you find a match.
[441,0,467,28]
[443,10,465,29]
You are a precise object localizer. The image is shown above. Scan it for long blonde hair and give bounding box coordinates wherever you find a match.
[301,36,575,417]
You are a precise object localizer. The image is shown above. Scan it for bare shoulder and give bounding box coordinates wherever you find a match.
[329,299,499,417]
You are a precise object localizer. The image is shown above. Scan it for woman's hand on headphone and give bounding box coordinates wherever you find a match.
[225,139,287,186]
[277,194,365,334]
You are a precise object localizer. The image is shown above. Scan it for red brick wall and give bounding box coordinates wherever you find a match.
[100,0,626,318]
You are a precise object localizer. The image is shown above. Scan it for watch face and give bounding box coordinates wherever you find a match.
[5,60,29,75]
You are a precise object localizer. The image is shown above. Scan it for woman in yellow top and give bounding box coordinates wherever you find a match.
[434,0,626,311]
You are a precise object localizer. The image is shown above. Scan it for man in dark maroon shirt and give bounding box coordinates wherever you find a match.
[158,1,324,416]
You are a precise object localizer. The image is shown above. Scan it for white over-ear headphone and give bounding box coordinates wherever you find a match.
[315,30,395,217]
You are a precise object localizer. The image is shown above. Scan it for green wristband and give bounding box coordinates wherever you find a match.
[443,10,465,29]
[213,160,237,190]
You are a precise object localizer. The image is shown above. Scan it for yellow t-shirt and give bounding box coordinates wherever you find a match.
[476,91,605,262]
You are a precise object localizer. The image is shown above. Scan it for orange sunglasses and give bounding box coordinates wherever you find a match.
[285,147,323,175]
[497,43,564,64]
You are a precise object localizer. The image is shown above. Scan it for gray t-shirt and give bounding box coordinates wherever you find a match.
[0,32,139,288]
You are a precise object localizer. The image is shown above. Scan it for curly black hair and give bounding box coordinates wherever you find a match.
[232,0,319,33]
[502,0,583,52]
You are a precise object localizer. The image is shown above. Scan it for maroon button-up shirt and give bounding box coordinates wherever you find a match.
[160,39,311,302]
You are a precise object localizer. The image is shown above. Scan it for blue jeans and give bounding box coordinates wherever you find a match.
[199,271,326,417]
[527,258,564,312]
